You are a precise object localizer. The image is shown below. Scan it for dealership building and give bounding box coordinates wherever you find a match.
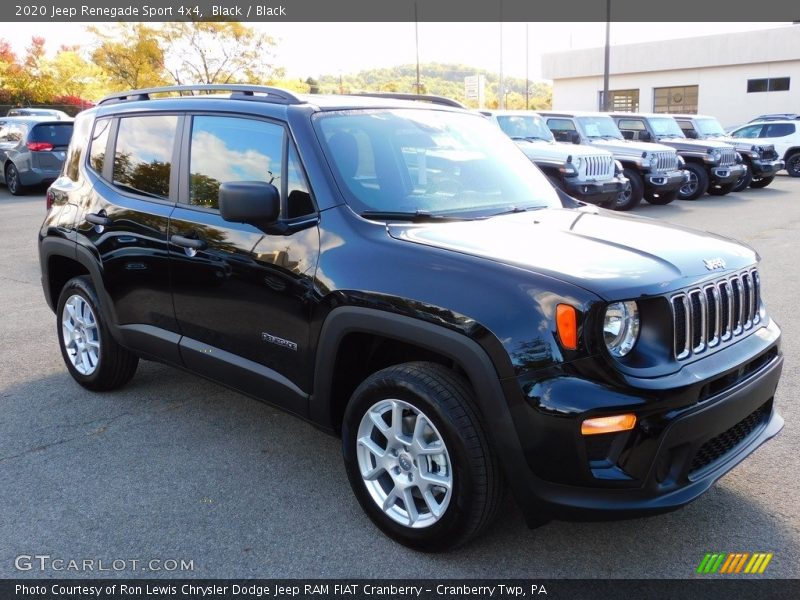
[541,25,800,128]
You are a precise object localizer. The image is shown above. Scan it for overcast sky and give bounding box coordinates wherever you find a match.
[3,22,792,81]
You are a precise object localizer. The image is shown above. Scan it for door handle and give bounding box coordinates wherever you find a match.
[170,234,207,251]
[86,212,112,226]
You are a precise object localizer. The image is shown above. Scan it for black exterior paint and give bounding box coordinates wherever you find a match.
[39,93,784,525]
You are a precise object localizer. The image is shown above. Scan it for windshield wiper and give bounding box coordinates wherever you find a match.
[361,210,466,223]
[485,205,547,217]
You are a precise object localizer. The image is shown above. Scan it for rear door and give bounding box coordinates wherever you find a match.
[168,113,320,413]
[28,121,73,174]
[77,113,181,362]
[759,122,797,159]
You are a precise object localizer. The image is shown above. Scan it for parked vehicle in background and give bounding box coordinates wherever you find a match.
[0,116,74,195]
[748,113,799,122]
[538,111,687,211]
[6,108,72,120]
[673,114,784,191]
[482,110,626,209]
[39,85,784,550]
[611,113,745,201]
[729,120,800,178]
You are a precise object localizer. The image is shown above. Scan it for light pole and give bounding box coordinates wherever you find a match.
[602,0,611,110]
[414,2,421,94]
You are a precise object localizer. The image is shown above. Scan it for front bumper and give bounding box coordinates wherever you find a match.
[644,169,688,193]
[751,158,784,178]
[563,176,626,207]
[507,320,783,520]
[710,163,746,185]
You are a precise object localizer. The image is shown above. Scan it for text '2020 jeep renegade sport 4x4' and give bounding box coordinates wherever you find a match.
[481,110,626,209]
[40,86,784,551]
[539,111,689,211]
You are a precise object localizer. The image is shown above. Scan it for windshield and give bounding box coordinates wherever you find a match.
[495,114,554,142]
[695,118,726,136]
[576,116,623,140]
[315,109,560,218]
[650,117,685,138]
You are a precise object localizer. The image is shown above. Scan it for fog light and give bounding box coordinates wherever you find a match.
[581,414,636,436]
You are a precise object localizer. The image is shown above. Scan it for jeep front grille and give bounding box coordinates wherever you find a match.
[759,145,778,160]
[671,268,761,360]
[719,148,737,167]
[652,151,678,172]
[579,155,615,180]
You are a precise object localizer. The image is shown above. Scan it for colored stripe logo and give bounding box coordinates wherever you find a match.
[697,552,773,574]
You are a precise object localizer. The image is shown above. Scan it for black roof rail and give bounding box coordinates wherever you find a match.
[98,84,305,106]
[352,92,466,109]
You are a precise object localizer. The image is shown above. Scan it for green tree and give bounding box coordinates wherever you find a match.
[90,24,167,90]
[158,21,282,85]
[50,46,108,99]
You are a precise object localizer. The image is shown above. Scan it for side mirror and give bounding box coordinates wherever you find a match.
[638,131,652,142]
[219,181,280,226]
[570,131,581,144]
[621,130,635,140]
[685,130,698,139]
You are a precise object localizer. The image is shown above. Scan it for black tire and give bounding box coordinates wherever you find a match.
[342,361,502,552]
[707,181,737,196]
[56,276,139,391]
[547,174,565,192]
[615,169,643,211]
[750,175,775,189]
[644,188,678,205]
[5,163,26,196]
[733,164,753,192]
[677,163,709,200]
[785,152,800,178]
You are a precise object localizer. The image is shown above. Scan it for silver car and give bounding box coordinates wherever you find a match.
[0,116,74,195]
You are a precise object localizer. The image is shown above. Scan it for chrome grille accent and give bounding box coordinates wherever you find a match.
[653,151,678,172]
[671,268,761,360]
[578,155,615,180]
[719,148,737,167]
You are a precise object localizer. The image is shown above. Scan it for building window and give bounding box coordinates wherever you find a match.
[598,89,639,112]
[747,77,790,93]
[653,85,699,114]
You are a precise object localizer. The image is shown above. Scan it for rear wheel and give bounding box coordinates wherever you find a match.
[733,164,753,192]
[56,276,139,391]
[750,175,775,189]
[342,362,502,551]
[785,152,800,177]
[678,163,709,200]
[615,169,643,211]
[5,163,25,196]
[708,181,737,196]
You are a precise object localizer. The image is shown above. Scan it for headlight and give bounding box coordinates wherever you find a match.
[706,149,722,163]
[603,301,640,357]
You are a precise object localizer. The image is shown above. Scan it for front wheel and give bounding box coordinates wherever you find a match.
[733,164,753,192]
[678,163,709,200]
[785,153,800,178]
[56,276,139,391]
[342,362,502,551]
[615,169,643,211]
[750,175,775,189]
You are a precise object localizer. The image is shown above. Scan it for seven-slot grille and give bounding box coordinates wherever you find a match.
[671,268,760,360]
[578,154,615,180]
[651,151,678,172]
[758,145,778,160]
[718,148,738,167]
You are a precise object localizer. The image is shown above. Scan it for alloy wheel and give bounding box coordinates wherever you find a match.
[680,172,698,197]
[61,294,101,375]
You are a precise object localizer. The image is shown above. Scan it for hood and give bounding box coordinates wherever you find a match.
[387,208,757,299]
[654,137,734,152]
[515,139,610,162]
[585,138,676,158]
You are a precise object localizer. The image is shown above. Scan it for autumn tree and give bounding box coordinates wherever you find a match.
[158,21,282,85]
[90,23,168,90]
[50,45,107,100]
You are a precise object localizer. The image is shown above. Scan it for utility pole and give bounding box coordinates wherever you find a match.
[415,2,421,94]
[525,23,529,109]
[602,0,611,110]
[499,21,505,109]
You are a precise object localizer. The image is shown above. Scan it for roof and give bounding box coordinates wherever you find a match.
[536,110,614,118]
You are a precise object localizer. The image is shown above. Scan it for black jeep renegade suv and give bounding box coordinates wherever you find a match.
[39,85,784,551]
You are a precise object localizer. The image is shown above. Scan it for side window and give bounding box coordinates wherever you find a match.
[731,125,762,139]
[286,142,315,219]
[189,115,284,210]
[88,119,111,175]
[676,121,693,133]
[0,123,26,143]
[762,123,795,138]
[64,113,92,181]
[546,118,576,143]
[113,115,178,199]
[617,119,646,131]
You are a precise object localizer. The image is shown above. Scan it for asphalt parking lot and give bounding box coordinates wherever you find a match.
[1,178,798,579]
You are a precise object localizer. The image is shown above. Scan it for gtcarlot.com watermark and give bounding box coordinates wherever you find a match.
[15,554,194,573]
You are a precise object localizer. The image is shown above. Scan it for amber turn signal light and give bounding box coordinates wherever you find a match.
[581,414,637,436]
[556,304,578,350]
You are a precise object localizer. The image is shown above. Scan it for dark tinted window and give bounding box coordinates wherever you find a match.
[189,115,284,210]
[769,77,790,91]
[286,142,314,218]
[546,118,576,132]
[762,123,795,137]
[29,123,73,146]
[748,77,790,93]
[113,115,178,199]
[64,113,91,181]
[747,79,768,93]
[89,119,111,175]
